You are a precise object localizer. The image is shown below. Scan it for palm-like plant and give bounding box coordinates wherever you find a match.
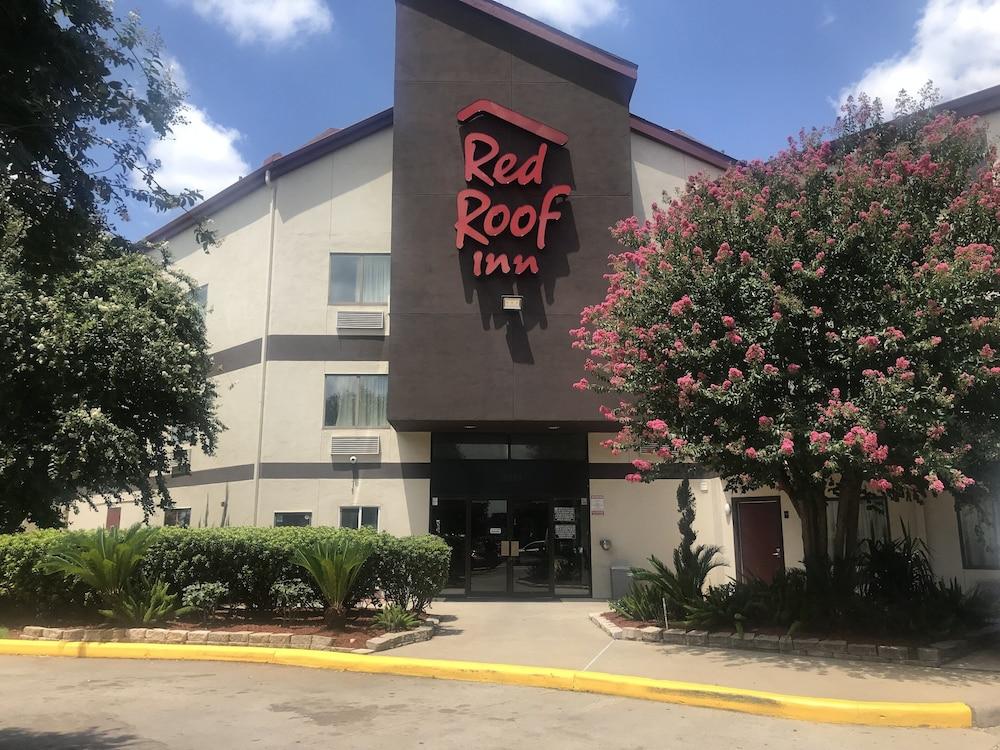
[42,524,184,624]
[631,544,724,618]
[292,536,373,627]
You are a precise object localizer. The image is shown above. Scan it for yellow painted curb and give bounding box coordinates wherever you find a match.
[0,639,971,729]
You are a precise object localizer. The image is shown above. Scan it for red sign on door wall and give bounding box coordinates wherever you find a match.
[455,100,571,277]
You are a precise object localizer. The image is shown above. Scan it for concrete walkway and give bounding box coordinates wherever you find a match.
[395,600,1000,721]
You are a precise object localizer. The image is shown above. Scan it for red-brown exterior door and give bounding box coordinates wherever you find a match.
[734,498,784,583]
[105,506,121,530]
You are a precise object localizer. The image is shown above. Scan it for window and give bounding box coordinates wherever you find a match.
[324,374,388,427]
[164,508,192,527]
[340,506,379,530]
[274,512,312,527]
[170,449,191,477]
[957,496,1000,570]
[329,254,390,304]
[189,284,208,312]
[825,497,889,556]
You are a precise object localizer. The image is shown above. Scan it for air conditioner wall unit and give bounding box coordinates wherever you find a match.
[336,310,385,330]
[330,436,381,455]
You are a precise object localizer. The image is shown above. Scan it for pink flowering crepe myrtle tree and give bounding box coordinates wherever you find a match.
[572,102,1000,567]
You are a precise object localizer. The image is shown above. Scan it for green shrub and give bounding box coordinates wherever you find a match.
[373,604,420,632]
[0,526,453,621]
[293,536,374,627]
[610,582,664,625]
[377,534,451,612]
[270,579,319,618]
[182,582,230,623]
[112,577,190,625]
[0,530,90,617]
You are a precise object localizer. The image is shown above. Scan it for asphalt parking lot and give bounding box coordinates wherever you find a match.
[2,656,999,750]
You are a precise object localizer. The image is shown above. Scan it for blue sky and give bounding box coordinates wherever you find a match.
[125,0,1000,238]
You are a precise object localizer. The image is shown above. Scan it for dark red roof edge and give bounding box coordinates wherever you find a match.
[935,82,1000,118]
[629,114,738,170]
[144,108,394,243]
[457,98,570,145]
[455,0,637,80]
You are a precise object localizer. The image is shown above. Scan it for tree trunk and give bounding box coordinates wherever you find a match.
[798,494,829,572]
[324,605,346,630]
[832,475,862,562]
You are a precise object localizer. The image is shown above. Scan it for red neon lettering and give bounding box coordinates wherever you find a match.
[513,254,539,275]
[484,252,511,275]
[517,143,547,186]
[510,205,535,237]
[536,184,571,250]
[493,153,518,185]
[455,189,490,249]
[484,204,511,236]
[464,133,500,185]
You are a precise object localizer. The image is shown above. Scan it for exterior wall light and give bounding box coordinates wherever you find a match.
[501,294,523,312]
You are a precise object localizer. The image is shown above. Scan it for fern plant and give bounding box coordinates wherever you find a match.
[373,604,420,632]
[292,537,373,627]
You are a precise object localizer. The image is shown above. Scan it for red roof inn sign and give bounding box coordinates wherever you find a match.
[455,100,571,277]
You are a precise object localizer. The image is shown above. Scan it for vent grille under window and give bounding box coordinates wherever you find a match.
[330,436,381,455]
[336,310,385,330]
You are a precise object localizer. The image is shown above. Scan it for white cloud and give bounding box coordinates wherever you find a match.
[177,0,333,45]
[497,0,622,33]
[839,0,1000,113]
[146,104,250,199]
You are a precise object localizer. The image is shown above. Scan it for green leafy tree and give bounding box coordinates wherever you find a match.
[1,0,213,268]
[573,90,1000,568]
[0,217,220,531]
[0,2,221,530]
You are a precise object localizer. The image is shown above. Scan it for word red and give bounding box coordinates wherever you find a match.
[454,131,571,277]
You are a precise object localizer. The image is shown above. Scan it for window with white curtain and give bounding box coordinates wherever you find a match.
[957,496,1000,570]
[324,374,388,427]
[826,497,890,555]
[328,253,390,304]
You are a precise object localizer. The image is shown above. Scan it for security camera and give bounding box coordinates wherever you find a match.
[349,455,358,464]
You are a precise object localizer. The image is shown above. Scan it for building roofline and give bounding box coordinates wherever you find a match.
[144,108,394,243]
[629,114,738,170]
[451,0,638,80]
[145,107,737,243]
[935,82,1000,118]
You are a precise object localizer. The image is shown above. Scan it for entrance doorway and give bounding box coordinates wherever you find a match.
[428,432,592,598]
[733,497,785,583]
[431,496,591,597]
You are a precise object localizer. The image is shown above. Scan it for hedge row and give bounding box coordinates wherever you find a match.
[0,527,451,618]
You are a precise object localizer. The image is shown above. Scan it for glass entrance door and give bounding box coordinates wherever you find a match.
[430,497,591,597]
[510,500,552,595]
[469,499,507,594]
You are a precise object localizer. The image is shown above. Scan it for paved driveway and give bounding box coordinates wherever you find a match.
[3,656,1000,749]
[398,599,1000,712]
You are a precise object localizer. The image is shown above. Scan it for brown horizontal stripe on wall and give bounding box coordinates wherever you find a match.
[260,462,431,480]
[266,334,388,362]
[166,464,254,487]
[210,339,262,375]
[588,463,718,480]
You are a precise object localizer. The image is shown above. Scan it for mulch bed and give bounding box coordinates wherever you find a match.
[601,611,932,647]
[2,609,413,649]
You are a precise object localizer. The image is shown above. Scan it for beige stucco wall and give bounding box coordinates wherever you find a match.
[630,132,724,221]
[159,187,271,353]
[269,128,393,336]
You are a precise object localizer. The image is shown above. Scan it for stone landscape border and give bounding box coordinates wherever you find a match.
[589,612,999,667]
[18,618,439,654]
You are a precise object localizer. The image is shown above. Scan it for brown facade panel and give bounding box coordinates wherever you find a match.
[166,464,254,487]
[210,338,263,375]
[389,0,633,429]
[266,334,389,362]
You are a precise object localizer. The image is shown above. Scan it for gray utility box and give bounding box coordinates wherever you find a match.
[610,566,633,600]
